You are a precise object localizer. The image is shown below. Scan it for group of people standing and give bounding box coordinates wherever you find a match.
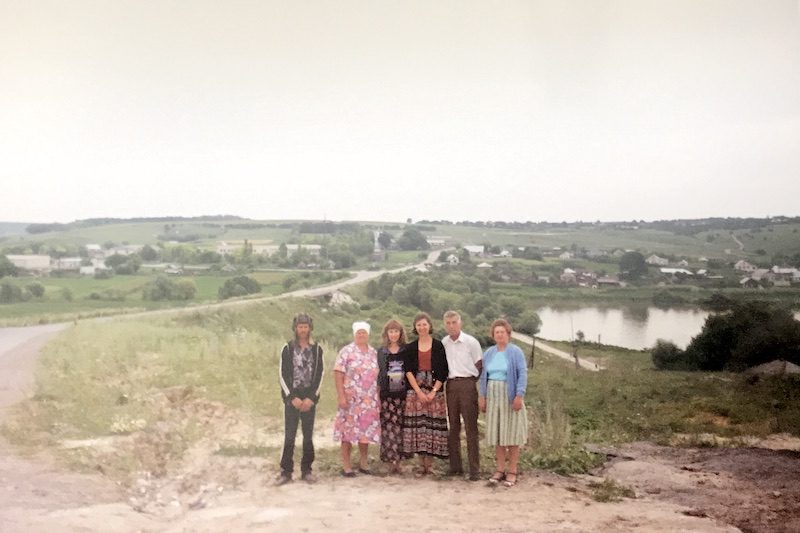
[277,310,528,488]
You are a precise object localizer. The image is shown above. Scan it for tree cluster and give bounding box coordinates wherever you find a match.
[141,276,197,301]
[652,301,800,371]
[218,276,262,300]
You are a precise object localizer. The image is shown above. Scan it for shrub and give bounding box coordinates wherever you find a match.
[651,340,695,370]
[142,276,197,301]
[0,282,25,303]
[218,276,261,300]
[26,282,45,298]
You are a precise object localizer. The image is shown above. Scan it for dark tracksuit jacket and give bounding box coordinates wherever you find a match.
[279,341,324,404]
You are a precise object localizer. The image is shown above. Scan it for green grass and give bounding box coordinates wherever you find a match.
[589,478,636,502]
[0,270,349,325]
[4,294,800,483]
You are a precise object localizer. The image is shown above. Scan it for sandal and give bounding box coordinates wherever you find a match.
[488,471,505,484]
[414,468,429,478]
[503,472,517,487]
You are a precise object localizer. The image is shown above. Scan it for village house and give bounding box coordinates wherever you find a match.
[85,244,104,259]
[646,254,669,266]
[52,257,82,271]
[558,251,573,261]
[6,254,51,274]
[462,245,485,257]
[560,268,597,286]
[734,260,757,273]
[660,267,694,279]
[216,242,322,257]
[596,276,622,287]
[107,245,143,257]
[446,254,459,265]
[425,237,448,248]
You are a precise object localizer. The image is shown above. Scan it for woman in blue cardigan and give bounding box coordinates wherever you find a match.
[479,318,528,487]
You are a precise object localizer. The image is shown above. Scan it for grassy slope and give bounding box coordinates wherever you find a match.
[4,298,798,480]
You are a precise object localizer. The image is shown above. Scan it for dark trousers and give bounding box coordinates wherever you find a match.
[446,378,480,475]
[279,402,316,476]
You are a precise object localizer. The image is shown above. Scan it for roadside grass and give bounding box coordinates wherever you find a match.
[525,342,800,445]
[0,270,348,326]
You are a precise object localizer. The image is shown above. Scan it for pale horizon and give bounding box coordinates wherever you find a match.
[3,1,799,224]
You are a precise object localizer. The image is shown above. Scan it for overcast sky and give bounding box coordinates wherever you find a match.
[2,1,799,224]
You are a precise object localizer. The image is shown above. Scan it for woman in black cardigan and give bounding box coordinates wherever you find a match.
[402,311,449,476]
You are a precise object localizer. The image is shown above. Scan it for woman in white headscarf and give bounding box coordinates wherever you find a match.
[333,321,381,476]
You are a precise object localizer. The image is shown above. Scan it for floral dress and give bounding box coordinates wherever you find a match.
[333,342,381,444]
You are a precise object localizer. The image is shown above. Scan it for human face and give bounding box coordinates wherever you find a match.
[415,319,431,337]
[295,323,310,341]
[354,329,370,347]
[444,315,461,339]
[387,328,401,344]
[493,326,509,345]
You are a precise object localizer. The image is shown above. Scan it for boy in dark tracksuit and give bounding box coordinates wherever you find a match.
[277,313,324,484]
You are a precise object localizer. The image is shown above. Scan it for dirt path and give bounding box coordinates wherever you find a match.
[511,332,601,371]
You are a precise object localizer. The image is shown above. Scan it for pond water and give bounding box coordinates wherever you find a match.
[534,306,711,350]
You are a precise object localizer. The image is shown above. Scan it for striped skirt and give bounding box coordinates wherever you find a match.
[402,371,449,458]
[485,380,528,447]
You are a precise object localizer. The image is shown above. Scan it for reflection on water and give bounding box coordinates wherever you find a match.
[534,306,711,350]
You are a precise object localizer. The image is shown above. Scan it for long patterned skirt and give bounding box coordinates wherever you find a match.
[380,397,408,463]
[402,371,449,458]
[485,379,528,446]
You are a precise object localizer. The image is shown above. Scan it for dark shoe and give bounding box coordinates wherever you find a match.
[274,473,292,486]
[341,470,356,478]
[357,468,373,475]
[301,472,317,484]
[468,473,481,482]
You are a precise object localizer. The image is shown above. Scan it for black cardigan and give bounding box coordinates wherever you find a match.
[404,338,448,385]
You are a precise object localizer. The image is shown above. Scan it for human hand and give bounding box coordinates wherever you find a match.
[291,397,303,410]
[416,390,429,404]
[300,398,314,412]
[478,397,487,413]
[512,396,524,412]
[427,391,436,402]
[338,396,348,409]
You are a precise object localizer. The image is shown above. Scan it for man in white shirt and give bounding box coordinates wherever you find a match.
[442,310,483,481]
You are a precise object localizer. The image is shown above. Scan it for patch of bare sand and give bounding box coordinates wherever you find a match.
[132,471,740,533]
[598,442,800,533]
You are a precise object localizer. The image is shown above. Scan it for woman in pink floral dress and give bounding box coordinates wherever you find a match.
[333,321,381,476]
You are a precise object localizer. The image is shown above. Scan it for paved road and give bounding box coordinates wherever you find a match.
[512,332,602,371]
